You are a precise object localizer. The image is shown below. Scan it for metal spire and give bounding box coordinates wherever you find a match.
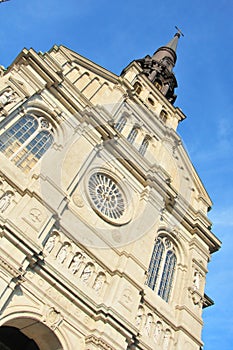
[164,27,184,53]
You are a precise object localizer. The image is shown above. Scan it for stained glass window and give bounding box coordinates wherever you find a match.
[146,236,176,302]
[0,114,53,173]
[146,237,164,290]
[88,172,125,220]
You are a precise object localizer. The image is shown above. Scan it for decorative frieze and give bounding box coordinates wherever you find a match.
[43,231,108,297]
[135,304,174,349]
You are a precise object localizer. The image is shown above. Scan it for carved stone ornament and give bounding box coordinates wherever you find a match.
[72,194,84,208]
[23,205,47,231]
[56,244,69,264]
[0,88,17,108]
[119,287,133,310]
[69,253,83,274]
[135,306,144,328]
[0,256,23,281]
[92,273,105,294]
[0,191,14,213]
[188,287,204,308]
[44,234,57,253]
[80,264,93,283]
[85,335,115,350]
[43,306,63,330]
[29,208,43,223]
[193,269,202,291]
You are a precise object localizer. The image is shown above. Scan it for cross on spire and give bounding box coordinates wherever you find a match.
[175,26,184,38]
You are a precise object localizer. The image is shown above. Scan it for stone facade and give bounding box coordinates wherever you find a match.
[0,36,220,350]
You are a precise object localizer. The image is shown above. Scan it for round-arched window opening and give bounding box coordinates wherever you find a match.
[133,82,142,95]
[154,80,162,91]
[148,97,155,106]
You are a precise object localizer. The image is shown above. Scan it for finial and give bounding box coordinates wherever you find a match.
[175,26,184,38]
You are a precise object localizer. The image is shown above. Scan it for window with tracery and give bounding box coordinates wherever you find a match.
[139,136,150,156]
[0,114,54,173]
[115,116,127,133]
[127,127,138,144]
[146,236,176,302]
[88,172,125,220]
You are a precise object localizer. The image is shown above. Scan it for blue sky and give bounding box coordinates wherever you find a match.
[0,0,232,348]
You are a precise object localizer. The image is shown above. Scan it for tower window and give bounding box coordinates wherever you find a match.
[139,136,150,156]
[0,114,54,173]
[133,82,142,95]
[148,97,155,106]
[127,127,138,144]
[159,110,168,123]
[146,236,177,302]
[154,79,162,91]
[115,116,127,133]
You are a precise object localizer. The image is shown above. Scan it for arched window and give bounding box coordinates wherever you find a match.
[154,79,162,91]
[133,81,142,95]
[146,237,164,290]
[146,236,177,302]
[158,250,176,302]
[139,136,150,156]
[0,114,53,173]
[127,127,138,144]
[148,97,155,106]
[115,116,127,133]
[159,110,168,123]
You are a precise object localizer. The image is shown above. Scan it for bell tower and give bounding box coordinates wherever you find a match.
[129,29,183,104]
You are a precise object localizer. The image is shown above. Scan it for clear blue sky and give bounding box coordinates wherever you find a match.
[1,0,232,348]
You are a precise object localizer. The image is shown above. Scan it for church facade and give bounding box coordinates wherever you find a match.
[0,33,220,349]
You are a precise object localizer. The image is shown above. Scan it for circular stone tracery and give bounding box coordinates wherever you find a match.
[88,172,125,220]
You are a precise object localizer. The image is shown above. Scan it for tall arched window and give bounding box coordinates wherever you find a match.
[146,236,177,302]
[127,127,138,144]
[146,237,164,290]
[115,116,127,133]
[0,114,54,173]
[139,136,150,156]
[158,249,176,302]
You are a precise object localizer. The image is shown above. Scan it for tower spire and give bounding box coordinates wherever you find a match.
[134,29,183,104]
[163,26,184,53]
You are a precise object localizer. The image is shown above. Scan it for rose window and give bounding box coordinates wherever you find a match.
[88,173,125,220]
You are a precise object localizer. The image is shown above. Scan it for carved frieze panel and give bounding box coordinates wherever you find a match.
[42,230,108,297]
[135,304,174,348]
